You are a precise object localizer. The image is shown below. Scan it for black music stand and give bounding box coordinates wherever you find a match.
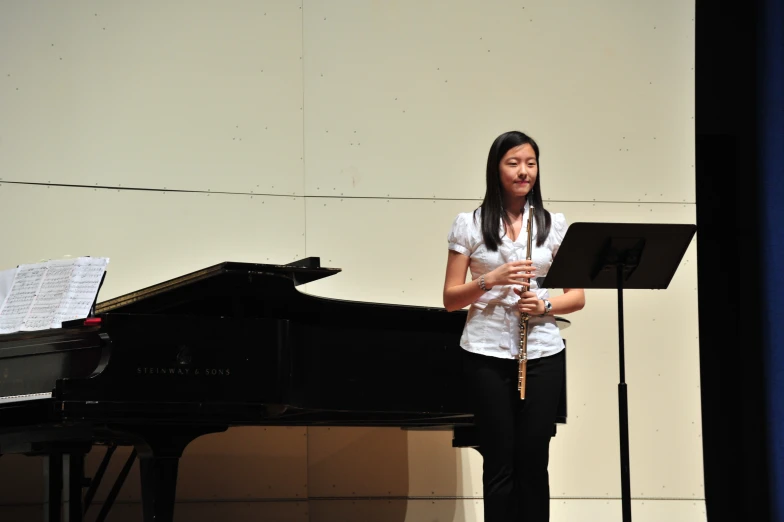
[541,222,697,522]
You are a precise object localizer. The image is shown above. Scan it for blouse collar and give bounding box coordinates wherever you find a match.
[498,198,532,238]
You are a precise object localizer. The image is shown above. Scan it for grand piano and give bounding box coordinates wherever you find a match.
[0,258,566,522]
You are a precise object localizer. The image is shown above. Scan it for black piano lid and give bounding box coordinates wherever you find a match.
[94,257,341,315]
[90,257,569,330]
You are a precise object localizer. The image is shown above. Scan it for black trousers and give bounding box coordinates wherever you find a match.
[463,348,565,522]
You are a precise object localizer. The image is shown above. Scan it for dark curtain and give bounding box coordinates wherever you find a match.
[696,0,784,520]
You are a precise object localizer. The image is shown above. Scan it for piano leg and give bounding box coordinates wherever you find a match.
[139,456,179,522]
[124,426,227,522]
[44,452,63,522]
[64,451,85,522]
[37,443,92,522]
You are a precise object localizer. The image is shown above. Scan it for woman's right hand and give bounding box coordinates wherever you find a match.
[485,260,536,289]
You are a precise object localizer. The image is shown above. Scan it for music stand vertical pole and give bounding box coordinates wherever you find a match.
[617,263,632,521]
[541,222,696,522]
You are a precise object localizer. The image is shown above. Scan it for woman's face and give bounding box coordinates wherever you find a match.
[499,143,538,201]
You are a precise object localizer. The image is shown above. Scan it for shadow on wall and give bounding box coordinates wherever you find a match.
[0,425,473,522]
[307,426,463,522]
[0,454,45,505]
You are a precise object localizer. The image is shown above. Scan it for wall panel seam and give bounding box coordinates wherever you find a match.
[301,0,308,262]
[0,181,696,206]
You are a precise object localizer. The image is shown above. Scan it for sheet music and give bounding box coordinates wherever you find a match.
[0,257,109,334]
[52,257,108,328]
[21,259,77,331]
[0,264,47,334]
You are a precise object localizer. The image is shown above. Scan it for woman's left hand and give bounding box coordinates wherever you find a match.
[514,287,544,315]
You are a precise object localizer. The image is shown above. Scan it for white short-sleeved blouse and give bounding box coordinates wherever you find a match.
[447,201,568,360]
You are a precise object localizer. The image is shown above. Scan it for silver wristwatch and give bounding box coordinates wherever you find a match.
[541,299,552,316]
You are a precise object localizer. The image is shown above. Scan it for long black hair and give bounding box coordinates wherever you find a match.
[475,130,551,251]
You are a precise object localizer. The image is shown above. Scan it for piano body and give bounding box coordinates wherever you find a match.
[0,258,566,522]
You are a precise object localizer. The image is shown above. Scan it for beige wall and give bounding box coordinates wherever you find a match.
[0,1,701,521]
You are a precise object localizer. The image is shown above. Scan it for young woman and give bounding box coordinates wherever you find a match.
[443,130,585,521]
